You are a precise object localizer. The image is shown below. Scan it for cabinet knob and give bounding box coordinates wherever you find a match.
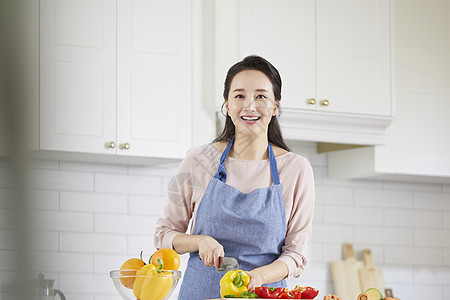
[120,143,130,150]
[307,98,316,105]
[320,99,329,106]
[106,141,116,149]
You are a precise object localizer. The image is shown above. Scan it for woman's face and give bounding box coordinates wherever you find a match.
[226,70,279,138]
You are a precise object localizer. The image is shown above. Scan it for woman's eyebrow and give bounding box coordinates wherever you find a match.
[232,88,245,92]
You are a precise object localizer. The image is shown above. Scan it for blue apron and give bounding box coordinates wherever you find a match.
[178,137,287,299]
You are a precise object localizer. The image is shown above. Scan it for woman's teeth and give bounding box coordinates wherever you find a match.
[241,116,260,121]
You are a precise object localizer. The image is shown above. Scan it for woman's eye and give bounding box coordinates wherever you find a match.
[256,95,266,99]
[235,94,244,99]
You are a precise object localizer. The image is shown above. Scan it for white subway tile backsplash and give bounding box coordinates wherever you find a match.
[355,188,413,208]
[0,168,13,188]
[312,204,324,223]
[61,161,127,173]
[311,166,325,185]
[443,212,450,228]
[30,210,93,232]
[64,294,94,300]
[392,283,443,300]
[128,195,165,216]
[29,230,59,251]
[128,163,179,176]
[323,206,384,225]
[94,214,159,235]
[0,230,17,250]
[323,243,344,262]
[383,265,414,284]
[59,272,116,294]
[0,250,16,271]
[323,175,383,189]
[2,154,449,299]
[94,254,130,273]
[311,224,353,243]
[414,229,450,247]
[26,189,59,210]
[414,266,450,284]
[0,209,16,229]
[0,189,14,208]
[315,186,353,205]
[445,250,450,265]
[385,246,443,265]
[355,226,414,246]
[94,294,121,300]
[26,169,94,191]
[384,209,442,228]
[31,251,93,272]
[60,191,127,213]
[414,192,450,210]
[60,232,127,253]
[127,235,157,256]
[307,242,324,262]
[384,181,443,192]
[27,159,60,170]
[296,262,331,281]
[95,173,162,195]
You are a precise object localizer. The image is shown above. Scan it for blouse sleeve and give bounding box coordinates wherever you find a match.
[276,157,315,278]
[153,148,201,250]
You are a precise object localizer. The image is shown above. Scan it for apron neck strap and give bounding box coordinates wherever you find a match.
[213,136,280,185]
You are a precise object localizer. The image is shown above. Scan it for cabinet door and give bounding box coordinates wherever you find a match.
[375,0,450,177]
[40,0,117,153]
[117,0,192,158]
[316,0,392,116]
[236,0,316,110]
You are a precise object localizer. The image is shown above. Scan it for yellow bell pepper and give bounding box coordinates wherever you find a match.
[132,264,155,298]
[219,269,250,298]
[134,259,173,300]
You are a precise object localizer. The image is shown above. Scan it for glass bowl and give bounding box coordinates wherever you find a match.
[110,269,181,300]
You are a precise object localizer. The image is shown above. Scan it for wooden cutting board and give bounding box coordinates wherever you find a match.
[331,243,363,300]
[358,249,385,295]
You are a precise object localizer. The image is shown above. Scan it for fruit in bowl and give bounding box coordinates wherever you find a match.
[111,249,182,300]
[110,268,181,300]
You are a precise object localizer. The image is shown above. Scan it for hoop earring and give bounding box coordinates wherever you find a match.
[221,102,228,117]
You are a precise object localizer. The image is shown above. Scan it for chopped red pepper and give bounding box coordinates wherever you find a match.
[278,291,294,298]
[254,287,286,299]
[295,286,319,299]
[288,289,302,299]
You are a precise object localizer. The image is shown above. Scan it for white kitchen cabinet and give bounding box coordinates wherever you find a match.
[328,0,450,183]
[215,0,394,145]
[40,0,193,159]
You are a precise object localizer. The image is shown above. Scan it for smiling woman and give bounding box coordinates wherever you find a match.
[154,55,316,300]
[226,70,278,143]
[215,55,290,159]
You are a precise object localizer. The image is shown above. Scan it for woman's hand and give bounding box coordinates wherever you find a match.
[246,270,264,292]
[198,236,224,268]
[246,261,289,292]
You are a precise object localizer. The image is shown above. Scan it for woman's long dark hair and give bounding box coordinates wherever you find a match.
[213,55,290,152]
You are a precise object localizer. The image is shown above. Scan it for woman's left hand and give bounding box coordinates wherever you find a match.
[245,270,264,292]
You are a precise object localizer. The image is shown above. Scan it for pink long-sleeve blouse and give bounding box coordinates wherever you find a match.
[154,143,315,278]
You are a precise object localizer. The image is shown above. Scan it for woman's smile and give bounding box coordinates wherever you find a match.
[240,115,261,125]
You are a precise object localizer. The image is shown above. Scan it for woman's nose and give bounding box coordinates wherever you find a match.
[244,97,257,111]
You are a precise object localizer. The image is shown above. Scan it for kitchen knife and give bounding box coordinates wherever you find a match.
[216,257,239,272]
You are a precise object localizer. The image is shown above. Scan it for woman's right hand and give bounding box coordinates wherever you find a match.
[198,236,224,268]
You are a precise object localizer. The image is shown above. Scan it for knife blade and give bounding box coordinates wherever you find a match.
[216,256,239,272]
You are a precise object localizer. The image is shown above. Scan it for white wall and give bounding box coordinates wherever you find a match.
[1,142,449,300]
